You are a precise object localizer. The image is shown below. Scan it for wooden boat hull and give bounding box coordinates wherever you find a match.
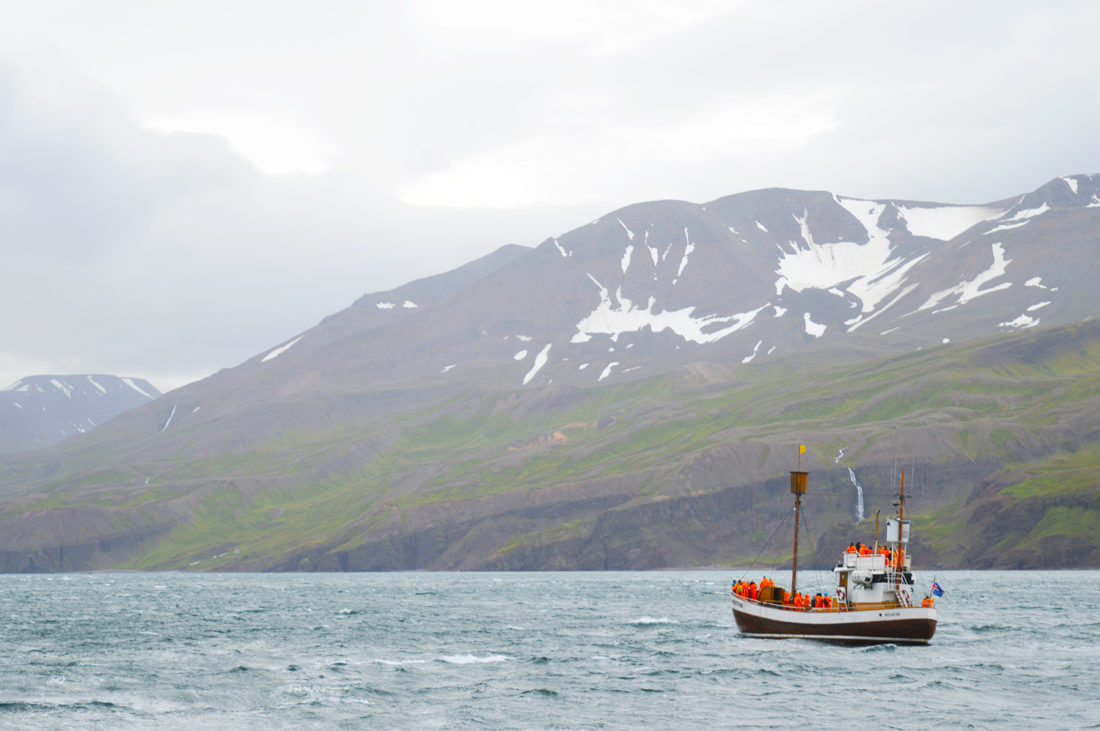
[732,595,937,645]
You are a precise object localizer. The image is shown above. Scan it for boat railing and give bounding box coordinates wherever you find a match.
[736,591,916,614]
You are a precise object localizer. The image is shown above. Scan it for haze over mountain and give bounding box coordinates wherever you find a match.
[1,175,1097,572]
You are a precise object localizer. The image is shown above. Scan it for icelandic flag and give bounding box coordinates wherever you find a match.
[931,581,944,598]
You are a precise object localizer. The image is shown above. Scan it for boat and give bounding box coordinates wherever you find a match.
[731,454,938,645]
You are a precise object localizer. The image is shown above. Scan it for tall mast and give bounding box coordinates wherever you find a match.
[895,468,906,594]
[790,444,808,597]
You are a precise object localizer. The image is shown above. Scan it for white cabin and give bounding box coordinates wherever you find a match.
[832,518,917,607]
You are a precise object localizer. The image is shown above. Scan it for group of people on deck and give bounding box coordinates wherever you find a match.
[846,542,905,568]
[731,577,834,610]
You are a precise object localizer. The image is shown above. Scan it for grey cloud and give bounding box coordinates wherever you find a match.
[0,59,592,390]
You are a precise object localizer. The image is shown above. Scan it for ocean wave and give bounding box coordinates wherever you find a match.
[628,616,678,626]
[437,654,510,665]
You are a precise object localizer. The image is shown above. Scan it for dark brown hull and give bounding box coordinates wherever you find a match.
[732,596,937,645]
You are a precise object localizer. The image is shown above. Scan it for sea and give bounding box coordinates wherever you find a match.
[1,570,1097,729]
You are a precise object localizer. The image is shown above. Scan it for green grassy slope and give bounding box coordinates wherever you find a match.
[2,322,1098,571]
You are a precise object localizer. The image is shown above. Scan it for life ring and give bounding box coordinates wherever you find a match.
[899,587,912,605]
[836,587,846,602]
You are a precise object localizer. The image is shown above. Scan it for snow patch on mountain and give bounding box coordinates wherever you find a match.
[918,242,1013,312]
[1007,203,1050,222]
[1025,277,1048,289]
[621,245,633,275]
[87,376,107,395]
[523,344,552,385]
[742,340,763,364]
[985,220,1031,235]
[160,404,177,432]
[376,301,396,310]
[598,362,619,381]
[513,350,528,361]
[999,313,1039,329]
[1027,301,1051,312]
[675,228,695,280]
[262,336,303,363]
[1063,176,1079,194]
[50,379,73,398]
[756,221,769,233]
[123,378,156,399]
[553,238,571,258]
[645,229,659,269]
[793,209,814,248]
[777,198,928,328]
[617,217,635,241]
[895,204,1002,240]
[804,313,826,338]
[403,300,418,309]
[570,274,769,345]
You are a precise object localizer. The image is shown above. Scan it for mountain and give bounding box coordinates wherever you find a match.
[227,174,1098,397]
[0,375,161,454]
[0,175,1097,572]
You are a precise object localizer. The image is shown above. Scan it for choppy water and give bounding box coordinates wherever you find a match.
[2,571,1098,728]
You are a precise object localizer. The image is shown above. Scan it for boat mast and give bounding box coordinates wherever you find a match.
[895,468,906,594]
[899,467,905,523]
[790,444,808,598]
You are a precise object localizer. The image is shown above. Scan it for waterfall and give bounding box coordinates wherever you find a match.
[835,448,865,521]
[847,467,865,521]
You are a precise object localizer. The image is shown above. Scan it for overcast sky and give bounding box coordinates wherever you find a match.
[3,1,1099,392]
